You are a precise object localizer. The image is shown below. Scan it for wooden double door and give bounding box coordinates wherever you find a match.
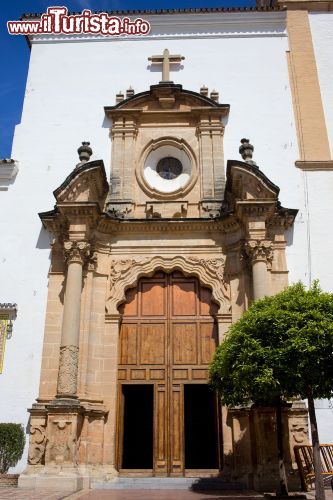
[117,271,221,476]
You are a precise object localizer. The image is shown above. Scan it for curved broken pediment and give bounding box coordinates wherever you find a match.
[226,159,279,202]
[105,83,230,114]
[53,160,108,207]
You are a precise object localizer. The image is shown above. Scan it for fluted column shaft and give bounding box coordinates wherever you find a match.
[56,241,90,400]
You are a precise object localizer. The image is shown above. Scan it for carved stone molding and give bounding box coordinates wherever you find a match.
[106,255,231,315]
[244,240,273,266]
[45,418,78,465]
[57,345,79,396]
[64,241,90,266]
[87,251,98,272]
[28,425,46,465]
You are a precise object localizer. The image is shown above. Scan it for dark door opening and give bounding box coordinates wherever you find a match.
[184,384,219,469]
[122,385,153,469]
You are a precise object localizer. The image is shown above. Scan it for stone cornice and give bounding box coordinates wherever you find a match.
[0,159,19,190]
[295,160,333,171]
[22,7,283,18]
[39,203,102,236]
[277,0,333,10]
[26,11,286,46]
[96,214,240,235]
[268,205,298,228]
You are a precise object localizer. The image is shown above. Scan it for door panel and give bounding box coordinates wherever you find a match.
[172,281,197,316]
[118,271,220,476]
[141,282,166,316]
[199,322,218,364]
[172,323,197,365]
[140,323,165,364]
[154,383,168,475]
[170,384,184,476]
[119,324,138,364]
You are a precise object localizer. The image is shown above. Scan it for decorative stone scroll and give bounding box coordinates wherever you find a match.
[244,240,273,267]
[106,255,231,314]
[28,425,46,465]
[64,241,90,266]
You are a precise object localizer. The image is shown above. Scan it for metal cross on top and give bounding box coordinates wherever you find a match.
[148,48,185,82]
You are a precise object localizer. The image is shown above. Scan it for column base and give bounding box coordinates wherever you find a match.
[50,396,81,407]
[18,465,118,490]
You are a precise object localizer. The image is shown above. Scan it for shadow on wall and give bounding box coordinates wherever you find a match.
[36,226,51,251]
[285,218,297,247]
[192,405,303,492]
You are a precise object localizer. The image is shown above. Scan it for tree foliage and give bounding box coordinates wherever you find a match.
[0,423,25,474]
[210,281,333,406]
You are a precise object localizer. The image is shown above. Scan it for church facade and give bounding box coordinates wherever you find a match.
[0,1,332,491]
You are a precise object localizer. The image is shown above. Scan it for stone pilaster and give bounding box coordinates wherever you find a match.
[197,115,225,206]
[103,314,121,472]
[107,116,137,217]
[216,313,232,344]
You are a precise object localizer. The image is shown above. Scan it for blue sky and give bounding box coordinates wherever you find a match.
[1,0,254,157]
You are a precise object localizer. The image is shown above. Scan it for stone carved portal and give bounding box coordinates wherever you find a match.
[107,255,230,315]
[116,271,221,476]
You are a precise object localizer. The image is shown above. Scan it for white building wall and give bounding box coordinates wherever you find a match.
[309,12,333,156]
[306,13,333,443]
[1,11,332,472]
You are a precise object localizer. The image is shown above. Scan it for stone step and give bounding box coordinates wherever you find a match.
[91,477,247,490]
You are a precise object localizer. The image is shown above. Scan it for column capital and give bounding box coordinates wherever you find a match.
[244,239,273,266]
[64,240,90,266]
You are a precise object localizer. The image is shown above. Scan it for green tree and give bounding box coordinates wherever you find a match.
[210,282,333,499]
[0,423,25,474]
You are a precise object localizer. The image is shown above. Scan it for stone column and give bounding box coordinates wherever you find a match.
[56,240,90,401]
[245,240,272,300]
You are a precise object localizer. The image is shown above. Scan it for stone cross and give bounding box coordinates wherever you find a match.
[148,48,185,82]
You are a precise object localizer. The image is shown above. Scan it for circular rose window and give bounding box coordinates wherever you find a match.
[143,145,192,194]
[156,157,183,180]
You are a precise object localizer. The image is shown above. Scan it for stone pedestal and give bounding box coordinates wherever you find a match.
[19,399,108,489]
[227,402,309,491]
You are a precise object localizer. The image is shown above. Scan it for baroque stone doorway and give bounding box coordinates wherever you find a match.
[116,271,221,477]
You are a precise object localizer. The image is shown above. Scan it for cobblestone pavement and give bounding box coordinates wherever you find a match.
[0,489,74,499]
[74,491,263,500]
[70,490,333,500]
[0,489,331,500]
[0,490,261,500]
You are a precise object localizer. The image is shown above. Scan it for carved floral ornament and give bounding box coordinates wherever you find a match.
[244,240,273,265]
[63,240,91,265]
[106,255,231,315]
[57,345,79,396]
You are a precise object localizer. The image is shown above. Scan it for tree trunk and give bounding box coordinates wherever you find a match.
[307,386,325,500]
[276,397,289,496]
